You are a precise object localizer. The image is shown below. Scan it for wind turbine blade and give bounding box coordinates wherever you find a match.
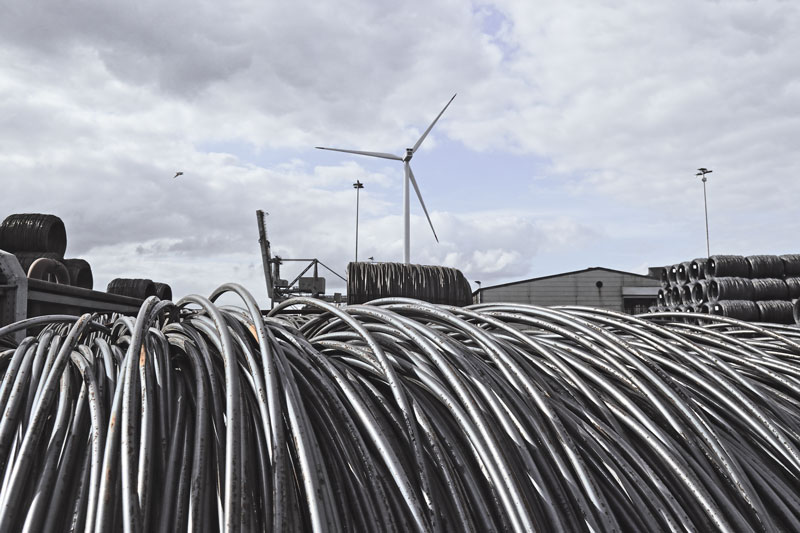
[315,147,403,161]
[406,164,439,243]
[411,93,456,154]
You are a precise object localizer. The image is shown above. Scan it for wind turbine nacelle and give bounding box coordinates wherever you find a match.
[404,148,413,161]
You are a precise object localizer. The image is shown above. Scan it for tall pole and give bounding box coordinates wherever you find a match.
[697,168,712,258]
[353,180,364,263]
[403,162,411,264]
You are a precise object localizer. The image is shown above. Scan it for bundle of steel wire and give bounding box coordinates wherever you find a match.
[107,277,157,299]
[5,287,800,532]
[751,278,790,301]
[706,255,750,278]
[0,213,68,256]
[708,277,755,302]
[63,258,94,290]
[747,255,785,279]
[347,262,472,306]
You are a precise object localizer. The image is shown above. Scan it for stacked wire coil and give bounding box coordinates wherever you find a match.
[656,254,800,324]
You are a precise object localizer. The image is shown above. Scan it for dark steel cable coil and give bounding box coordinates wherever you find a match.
[680,284,693,305]
[154,282,172,301]
[689,258,707,282]
[667,264,679,286]
[710,299,759,321]
[347,262,472,306]
[676,261,692,286]
[691,280,708,305]
[657,288,667,307]
[708,277,754,302]
[756,300,795,324]
[751,278,789,301]
[0,213,67,256]
[746,255,785,279]
[659,267,670,288]
[781,254,800,277]
[670,285,681,307]
[783,277,800,299]
[107,278,157,299]
[794,299,800,324]
[62,258,93,290]
[707,255,749,278]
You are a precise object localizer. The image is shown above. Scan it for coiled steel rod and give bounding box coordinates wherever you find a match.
[2,285,800,531]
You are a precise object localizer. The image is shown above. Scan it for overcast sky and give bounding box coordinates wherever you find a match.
[2,0,799,306]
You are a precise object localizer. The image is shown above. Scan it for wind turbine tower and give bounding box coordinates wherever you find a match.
[317,94,456,264]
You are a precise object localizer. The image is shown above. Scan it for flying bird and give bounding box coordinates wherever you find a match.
[173,172,183,178]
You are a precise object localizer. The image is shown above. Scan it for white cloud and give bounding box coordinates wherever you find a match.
[2,1,799,305]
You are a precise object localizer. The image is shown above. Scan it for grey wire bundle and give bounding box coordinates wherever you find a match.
[751,278,789,301]
[689,258,707,283]
[4,287,800,531]
[755,300,795,324]
[676,261,692,286]
[107,278,157,299]
[707,255,749,278]
[63,258,94,290]
[782,254,800,276]
[346,262,472,306]
[0,213,67,256]
[746,255,785,279]
[708,277,755,302]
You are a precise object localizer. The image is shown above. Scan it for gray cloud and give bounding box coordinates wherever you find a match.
[2,0,799,303]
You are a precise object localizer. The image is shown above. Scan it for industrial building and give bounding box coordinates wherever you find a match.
[473,266,660,313]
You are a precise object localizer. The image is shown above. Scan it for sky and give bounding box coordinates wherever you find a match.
[2,0,799,307]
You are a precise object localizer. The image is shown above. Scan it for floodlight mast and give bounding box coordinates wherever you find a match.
[696,167,712,257]
[317,94,455,264]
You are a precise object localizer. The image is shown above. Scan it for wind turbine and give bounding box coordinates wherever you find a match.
[317,93,456,264]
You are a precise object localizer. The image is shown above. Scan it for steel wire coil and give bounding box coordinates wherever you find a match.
[658,267,670,288]
[689,258,707,282]
[707,255,749,278]
[783,277,800,299]
[63,258,93,290]
[676,262,692,286]
[781,254,800,277]
[670,285,681,307]
[691,280,708,305]
[154,282,172,301]
[679,284,692,305]
[710,299,760,321]
[755,300,795,324]
[107,278,157,299]
[667,264,678,286]
[0,213,68,256]
[746,255,785,279]
[751,278,789,301]
[4,288,800,530]
[347,262,472,306]
[708,277,755,302]
[656,288,667,307]
[794,299,800,325]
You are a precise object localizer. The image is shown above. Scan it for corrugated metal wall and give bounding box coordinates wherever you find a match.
[479,269,659,312]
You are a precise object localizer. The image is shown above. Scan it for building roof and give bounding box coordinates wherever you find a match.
[474,266,657,293]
